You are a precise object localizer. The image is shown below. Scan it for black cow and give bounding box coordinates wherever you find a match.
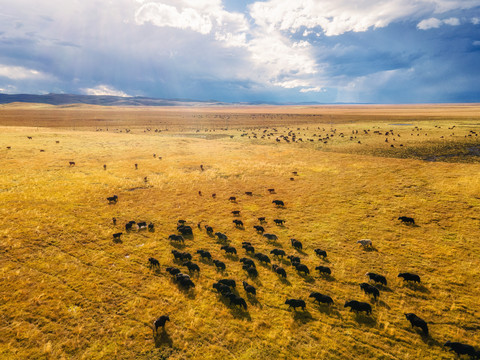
[166,267,181,276]
[240,258,255,268]
[215,232,228,242]
[205,225,214,234]
[244,265,258,277]
[314,249,327,258]
[183,261,200,273]
[315,266,331,275]
[293,263,309,275]
[290,238,303,250]
[242,244,255,253]
[154,315,170,332]
[309,292,334,305]
[254,253,271,264]
[221,245,237,255]
[218,279,236,288]
[197,250,212,260]
[272,200,284,207]
[243,281,256,295]
[272,264,287,278]
[213,260,226,271]
[148,223,155,232]
[226,293,247,310]
[274,219,285,225]
[398,272,421,283]
[229,196,237,202]
[245,191,253,196]
[213,282,231,295]
[285,299,306,311]
[263,233,278,241]
[232,210,241,216]
[360,283,380,300]
[233,219,244,228]
[344,300,372,315]
[113,232,122,241]
[270,249,286,258]
[169,234,185,243]
[405,313,428,336]
[125,221,135,231]
[287,255,300,265]
[107,195,118,204]
[177,225,193,236]
[366,272,387,286]
[148,257,160,267]
[267,188,275,194]
[137,222,147,230]
[444,341,479,358]
[253,225,265,233]
[258,217,266,223]
[398,216,415,225]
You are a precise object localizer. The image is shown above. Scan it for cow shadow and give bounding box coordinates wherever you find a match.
[376,299,391,310]
[295,249,307,256]
[362,246,378,252]
[298,274,315,283]
[199,258,213,265]
[375,284,393,292]
[314,304,341,317]
[225,254,239,261]
[317,274,335,282]
[154,329,173,348]
[247,294,262,308]
[279,277,291,286]
[405,283,430,293]
[292,310,315,323]
[354,313,377,327]
[171,242,186,250]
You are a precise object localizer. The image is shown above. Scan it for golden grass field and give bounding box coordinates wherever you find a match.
[1,103,480,359]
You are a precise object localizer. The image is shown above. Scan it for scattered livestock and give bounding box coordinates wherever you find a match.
[125,221,136,231]
[290,238,303,250]
[444,341,479,358]
[315,266,331,275]
[263,233,278,241]
[285,299,306,311]
[171,250,192,261]
[274,219,285,225]
[233,219,244,228]
[254,253,271,264]
[314,249,327,258]
[272,264,287,278]
[258,217,266,223]
[137,222,147,230]
[205,225,214,234]
[154,315,170,332]
[344,300,372,315]
[148,257,160,268]
[174,273,195,289]
[245,192,253,196]
[232,210,241,216]
[398,216,415,225]
[244,265,258,277]
[366,272,387,286]
[287,255,300,265]
[177,224,193,236]
[215,232,228,242]
[309,292,334,305]
[213,260,226,271]
[404,313,428,336]
[169,234,185,243]
[229,196,237,202]
[213,282,232,295]
[360,283,380,300]
[243,281,256,295]
[242,243,255,253]
[166,267,181,276]
[112,217,116,225]
[148,223,155,232]
[183,261,200,273]
[268,188,275,194]
[221,245,237,255]
[69,161,75,166]
[113,232,122,242]
[272,200,284,207]
[226,293,248,310]
[398,272,421,283]
[240,258,255,268]
[197,249,212,261]
[254,225,265,233]
[270,249,286,258]
[218,279,236,288]
[107,195,118,204]
[293,263,310,275]
[357,239,373,248]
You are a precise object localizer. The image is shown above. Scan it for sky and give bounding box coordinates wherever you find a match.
[0,0,479,103]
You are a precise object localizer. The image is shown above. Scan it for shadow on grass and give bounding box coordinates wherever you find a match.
[317,274,335,282]
[405,283,430,293]
[298,273,315,283]
[295,249,307,256]
[376,299,391,310]
[170,242,186,250]
[354,313,377,327]
[362,246,378,252]
[312,303,341,317]
[247,294,262,308]
[376,284,393,292]
[154,329,173,348]
[278,277,291,286]
[292,310,315,323]
[225,254,239,261]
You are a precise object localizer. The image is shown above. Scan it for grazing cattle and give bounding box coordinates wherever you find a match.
[218,279,236,288]
[398,272,421,283]
[357,239,373,248]
[444,341,479,358]
[220,245,237,255]
[213,260,226,271]
[287,255,300,265]
[274,219,285,225]
[69,161,75,166]
[254,225,265,233]
[233,219,244,228]
[27,136,32,139]
[244,265,258,277]
[405,313,428,336]
[197,250,212,260]
[213,282,231,295]
[148,257,160,267]
[314,249,327,258]
[176,274,195,289]
[112,217,117,226]
[137,222,147,230]
[245,192,253,196]
[243,281,256,295]
[107,195,118,204]
[183,261,200,273]
[272,264,287,278]
[154,315,170,332]
[294,263,310,275]
[226,293,247,310]
[285,299,306,311]
[205,225,214,234]
[177,225,193,236]
[168,234,185,243]
[177,220,186,225]
[166,267,181,276]
[366,272,387,286]
[113,232,122,240]
[315,265,331,275]
[290,238,303,250]
[229,196,237,202]
[344,300,372,315]
[171,250,191,261]
[309,292,333,305]
[125,221,135,231]
[268,188,275,194]
[232,210,241,216]
[360,283,380,300]
[240,258,255,268]
[148,223,155,232]
[270,249,286,258]
[258,217,266,223]
[215,232,228,242]
[212,193,216,199]
[272,200,284,207]
[263,233,278,241]
[254,253,271,264]
[242,244,255,253]
[398,216,415,225]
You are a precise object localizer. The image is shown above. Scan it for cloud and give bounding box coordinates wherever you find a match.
[0,64,50,80]
[473,17,480,25]
[444,17,460,26]
[81,85,129,97]
[417,17,443,29]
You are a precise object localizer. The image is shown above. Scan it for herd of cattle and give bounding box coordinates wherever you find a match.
[107,191,478,358]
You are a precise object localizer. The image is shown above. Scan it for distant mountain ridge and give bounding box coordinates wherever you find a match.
[0,93,230,106]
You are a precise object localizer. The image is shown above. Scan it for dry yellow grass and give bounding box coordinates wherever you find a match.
[1,104,480,359]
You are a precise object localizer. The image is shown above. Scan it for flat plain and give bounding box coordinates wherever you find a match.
[1,103,480,359]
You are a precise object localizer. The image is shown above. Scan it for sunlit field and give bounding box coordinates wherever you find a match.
[1,103,480,359]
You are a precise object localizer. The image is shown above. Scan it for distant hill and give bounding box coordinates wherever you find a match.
[0,93,229,107]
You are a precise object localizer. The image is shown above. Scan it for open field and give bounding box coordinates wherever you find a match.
[1,104,480,359]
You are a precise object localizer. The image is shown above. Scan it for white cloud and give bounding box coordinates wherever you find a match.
[0,65,50,80]
[300,86,323,93]
[473,40,480,46]
[443,17,460,26]
[417,17,443,29]
[471,17,480,25]
[82,85,129,97]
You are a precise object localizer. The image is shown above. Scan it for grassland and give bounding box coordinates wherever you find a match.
[1,103,480,359]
